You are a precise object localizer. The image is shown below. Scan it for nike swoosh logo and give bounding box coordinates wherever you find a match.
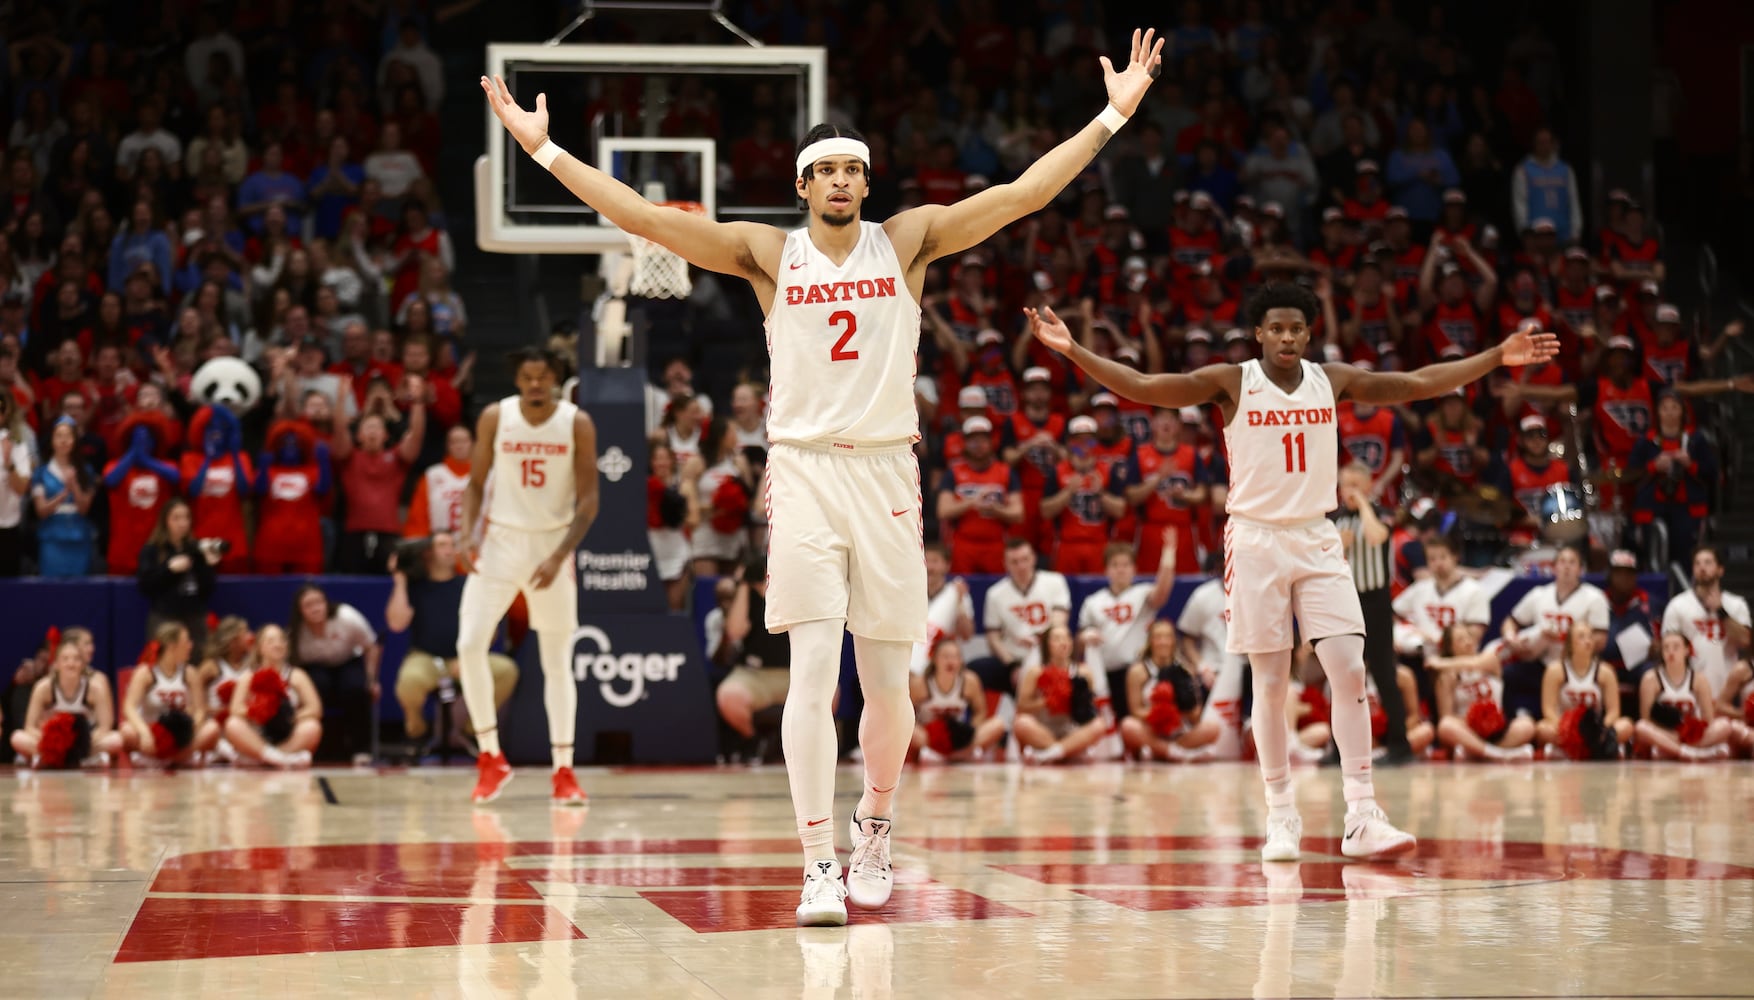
[1247,388,1264,395]
[1322,543,1336,553]
[1344,826,1363,840]
[789,262,806,270]
[891,508,909,517]
[806,817,830,827]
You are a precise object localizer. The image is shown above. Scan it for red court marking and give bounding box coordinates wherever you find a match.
[640,886,1032,934]
[1076,889,1293,912]
[115,897,582,962]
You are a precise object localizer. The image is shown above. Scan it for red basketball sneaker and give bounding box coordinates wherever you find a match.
[551,766,587,806]
[472,751,513,803]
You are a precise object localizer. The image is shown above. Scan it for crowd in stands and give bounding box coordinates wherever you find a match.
[0,0,477,581]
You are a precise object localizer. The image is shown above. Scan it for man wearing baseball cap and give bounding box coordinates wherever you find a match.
[1488,414,1572,546]
[1168,188,1222,281]
[1042,415,1123,574]
[1628,389,1720,563]
[1551,248,1597,343]
[1309,206,1359,279]
[1416,230,1497,363]
[1113,406,1209,575]
[940,385,995,464]
[1086,392,1136,465]
[1599,549,1653,685]
[1601,200,1662,292]
[936,415,1021,575]
[1000,366,1067,553]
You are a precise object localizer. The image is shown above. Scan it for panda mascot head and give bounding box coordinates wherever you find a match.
[189,357,263,416]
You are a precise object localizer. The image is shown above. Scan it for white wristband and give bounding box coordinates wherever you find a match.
[1095,103,1129,134]
[530,138,565,171]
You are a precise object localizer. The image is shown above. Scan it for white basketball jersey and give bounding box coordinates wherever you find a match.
[143,666,190,721]
[1450,669,1503,714]
[1078,583,1155,671]
[492,397,579,532]
[1656,667,1700,719]
[765,222,921,444]
[423,463,471,534]
[51,674,92,719]
[1559,659,1605,713]
[1393,576,1490,658]
[911,582,973,674]
[1661,590,1752,697]
[1223,360,1339,525]
[209,658,248,711]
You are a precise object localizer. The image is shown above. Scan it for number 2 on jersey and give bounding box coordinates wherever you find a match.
[828,310,859,361]
[520,458,546,488]
[1281,432,1306,473]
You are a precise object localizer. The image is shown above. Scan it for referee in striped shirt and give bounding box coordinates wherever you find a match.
[1329,463,1412,765]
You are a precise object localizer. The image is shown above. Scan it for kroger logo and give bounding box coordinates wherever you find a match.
[571,624,684,708]
[599,446,632,483]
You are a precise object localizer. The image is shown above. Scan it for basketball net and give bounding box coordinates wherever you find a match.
[626,201,704,299]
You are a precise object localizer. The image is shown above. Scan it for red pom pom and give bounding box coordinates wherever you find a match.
[1369,701,1388,739]
[1677,715,1707,746]
[1743,693,1754,727]
[924,719,953,755]
[1146,683,1183,738]
[246,669,289,725]
[1557,704,1590,761]
[1298,685,1330,726]
[150,722,178,759]
[45,626,61,653]
[37,712,79,768]
[136,640,161,668]
[1036,666,1073,717]
[214,679,236,727]
[1466,700,1506,740]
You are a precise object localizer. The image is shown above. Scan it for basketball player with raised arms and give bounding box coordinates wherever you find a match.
[484,26,1166,925]
[1030,283,1557,861]
[456,346,599,807]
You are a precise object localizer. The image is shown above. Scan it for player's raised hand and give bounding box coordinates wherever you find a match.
[480,74,550,155]
[1101,28,1166,117]
[1499,327,1560,367]
[1024,305,1074,355]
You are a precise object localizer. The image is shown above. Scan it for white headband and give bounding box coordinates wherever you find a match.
[796,137,872,176]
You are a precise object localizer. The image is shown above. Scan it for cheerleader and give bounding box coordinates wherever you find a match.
[195,616,254,759]
[1119,620,1222,761]
[1426,622,1537,761]
[908,639,1006,762]
[1634,632,1736,761]
[224,624,322,768]
[10,640,124,767]
[1015,624,1107,764]
[120,622,210,766]
[1535,620,1633,754]
[1710,658,1754,755]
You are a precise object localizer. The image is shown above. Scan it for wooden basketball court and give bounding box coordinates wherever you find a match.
[7,761,1750,998]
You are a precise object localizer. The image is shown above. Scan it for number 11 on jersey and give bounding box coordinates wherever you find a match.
[1282,432,1306,473]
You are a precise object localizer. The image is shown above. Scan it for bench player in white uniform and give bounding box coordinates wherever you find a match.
[1176,575,1247,758]
[10,639,124,766]
[457,346,599,806]
[1661,544,1752,699]
[482,26,1169,926]
[1500,543,1610,716]
[1032,282,1558,861]
[1425,623,1536,761]
[1536,619,1633,752]
[1391,534,1488,659]
[911,542,975,676]
[1079,529,1178,708]
[1635,632,1737,760]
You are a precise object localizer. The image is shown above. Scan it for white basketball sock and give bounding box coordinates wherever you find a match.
[1314,634,1376,805]
[782,618,845,862]
[853,635,914,820]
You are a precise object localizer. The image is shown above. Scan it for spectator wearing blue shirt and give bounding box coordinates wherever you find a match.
[307,136,364,241]
[1386,118,1458,224]
[237,141,306,236]
[107,200,173,295]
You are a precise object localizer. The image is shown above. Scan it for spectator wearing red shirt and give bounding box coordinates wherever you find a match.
[179,406,253,573]
[387,200,454,314]
[1382,208,1426,310]
[330,376,426,574]
[1337,260,1403,358]
[1337,392,1408,503]
[939,385,995,465]
[1415,390,1488,490]
[1113,408,1206,575]
[1000,367,1066,552]
[937,416,1021,575]
[1167,192,1222,277]
[1550,249,1597,342]
[1043,416,1124,573]
[915,140,968,206]
[1416,241,1497,364]
[254,420,330,574]
[102,411,181,576]
[1341,160,1392,229]
[1628,392,1719,561]
[1489,416,1573,545]
[1600,202,1663,292]
[1308,207,1359,279]
[395,334,462,468]
[1496,270,1556,343]
[730,116,795,207]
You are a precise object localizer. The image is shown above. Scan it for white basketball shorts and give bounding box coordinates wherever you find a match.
[1223,516,1365,655]
[461,521,578,633]
[763,440,926,642]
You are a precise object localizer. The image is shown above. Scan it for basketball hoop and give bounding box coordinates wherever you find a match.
[626,201,704,299]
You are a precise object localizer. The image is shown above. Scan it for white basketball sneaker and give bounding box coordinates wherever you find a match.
[1341,804,1417,860]
[1260,812,1303,862]
[796,859,848,927]
[846,814,895,909]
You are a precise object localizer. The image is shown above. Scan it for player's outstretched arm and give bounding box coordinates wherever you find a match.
[892,28,1165,265]
[458,404,499,572]
[1330,326,1560,405]
[481,75,783,281]
[1026,306,1234,409]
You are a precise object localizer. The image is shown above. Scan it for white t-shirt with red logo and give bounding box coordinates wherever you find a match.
[1661,589,1752,697]
[983,571,1071,665]
[1078,583,1155,671]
